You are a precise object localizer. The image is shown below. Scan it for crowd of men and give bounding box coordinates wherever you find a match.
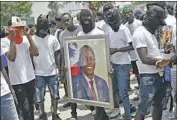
[0,1,176,120]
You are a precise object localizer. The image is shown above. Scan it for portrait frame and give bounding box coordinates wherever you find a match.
[63,35,114,108]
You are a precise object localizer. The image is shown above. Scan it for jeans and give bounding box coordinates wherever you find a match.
[112,64,131,120]
[1,93,19,120]
[13,80,35,120]
[35,75,60,103]
[138,73,172,115]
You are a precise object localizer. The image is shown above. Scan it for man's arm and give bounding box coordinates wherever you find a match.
[27,36,39,56]
[6,28,17,61]
[110,42,134,55]
[24,28,39,56]
[136,47,160,65]
[6,40,16,61]
[54,50,61,73]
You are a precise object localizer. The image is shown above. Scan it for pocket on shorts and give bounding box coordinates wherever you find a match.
[141,76,155,86]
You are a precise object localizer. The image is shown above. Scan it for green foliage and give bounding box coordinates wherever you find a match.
[47,2,68,20]
[0,2,32,26]
[89,1,115,10]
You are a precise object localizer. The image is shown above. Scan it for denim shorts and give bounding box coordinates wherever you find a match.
[35,75,60,103]
[137,73,172,115]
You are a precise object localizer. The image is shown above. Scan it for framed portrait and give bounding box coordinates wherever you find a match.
[64,35,114,108]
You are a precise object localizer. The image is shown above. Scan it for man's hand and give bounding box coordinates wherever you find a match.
[108,69,114,78]
[8,26,16,38]
[165,44,175,54]
[23,27,31,38]
[155,59,171,68]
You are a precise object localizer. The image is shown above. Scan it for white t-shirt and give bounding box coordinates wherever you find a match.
[132,26,163,73]
[77,27,104,36]
[125,19,142,61]
[1,47,10,97]
[96,20,112,35]
[33,35,60,76]
[60,25,81,48]
[109,24,131,64]
[1,36,35,85]
[165,14,176,26]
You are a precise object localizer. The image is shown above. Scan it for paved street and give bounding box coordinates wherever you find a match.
[34,75,176,120]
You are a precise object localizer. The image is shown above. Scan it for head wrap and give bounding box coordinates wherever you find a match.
[133,8,143,19]
[122,7,133,14]
[36,14,49,38]
[80,9,95,33]
[105,8,121,32]
[143,5,166,34]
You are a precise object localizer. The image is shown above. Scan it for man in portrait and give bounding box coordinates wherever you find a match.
[72,44,109,103]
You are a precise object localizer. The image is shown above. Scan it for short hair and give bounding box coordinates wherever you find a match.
[55,14,63,21]
[167,4,174,15]
[62,12,72,18]
[78,45,95,67]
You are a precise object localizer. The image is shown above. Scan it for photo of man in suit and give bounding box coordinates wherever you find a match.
[71,44,109,103]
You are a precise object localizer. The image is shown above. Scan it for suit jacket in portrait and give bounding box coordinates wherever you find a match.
[72,72,109,103]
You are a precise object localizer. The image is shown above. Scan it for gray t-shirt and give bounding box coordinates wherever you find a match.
[59,25,82,48]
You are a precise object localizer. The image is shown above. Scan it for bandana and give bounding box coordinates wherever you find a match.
[7,26,23,44]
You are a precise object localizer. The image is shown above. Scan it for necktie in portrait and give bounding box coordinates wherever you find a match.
[89,79,97,101]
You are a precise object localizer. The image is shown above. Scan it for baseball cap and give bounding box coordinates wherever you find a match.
[147,5,166,25]
[9,16,25,27]
[146,2,166,10]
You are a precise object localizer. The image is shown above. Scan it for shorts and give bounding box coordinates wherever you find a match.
[35,75,60,103]
[137,73,172,115]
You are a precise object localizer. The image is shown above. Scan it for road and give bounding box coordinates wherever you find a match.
[34,75,176,120]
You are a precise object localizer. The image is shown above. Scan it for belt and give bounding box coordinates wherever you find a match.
[140,71,164,77]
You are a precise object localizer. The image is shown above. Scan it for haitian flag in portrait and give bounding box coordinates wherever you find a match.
[68,42,80,76]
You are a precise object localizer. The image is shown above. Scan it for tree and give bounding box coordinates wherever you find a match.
[47,2,71,20]
[88,1,115,11]
[0,2,32,26]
